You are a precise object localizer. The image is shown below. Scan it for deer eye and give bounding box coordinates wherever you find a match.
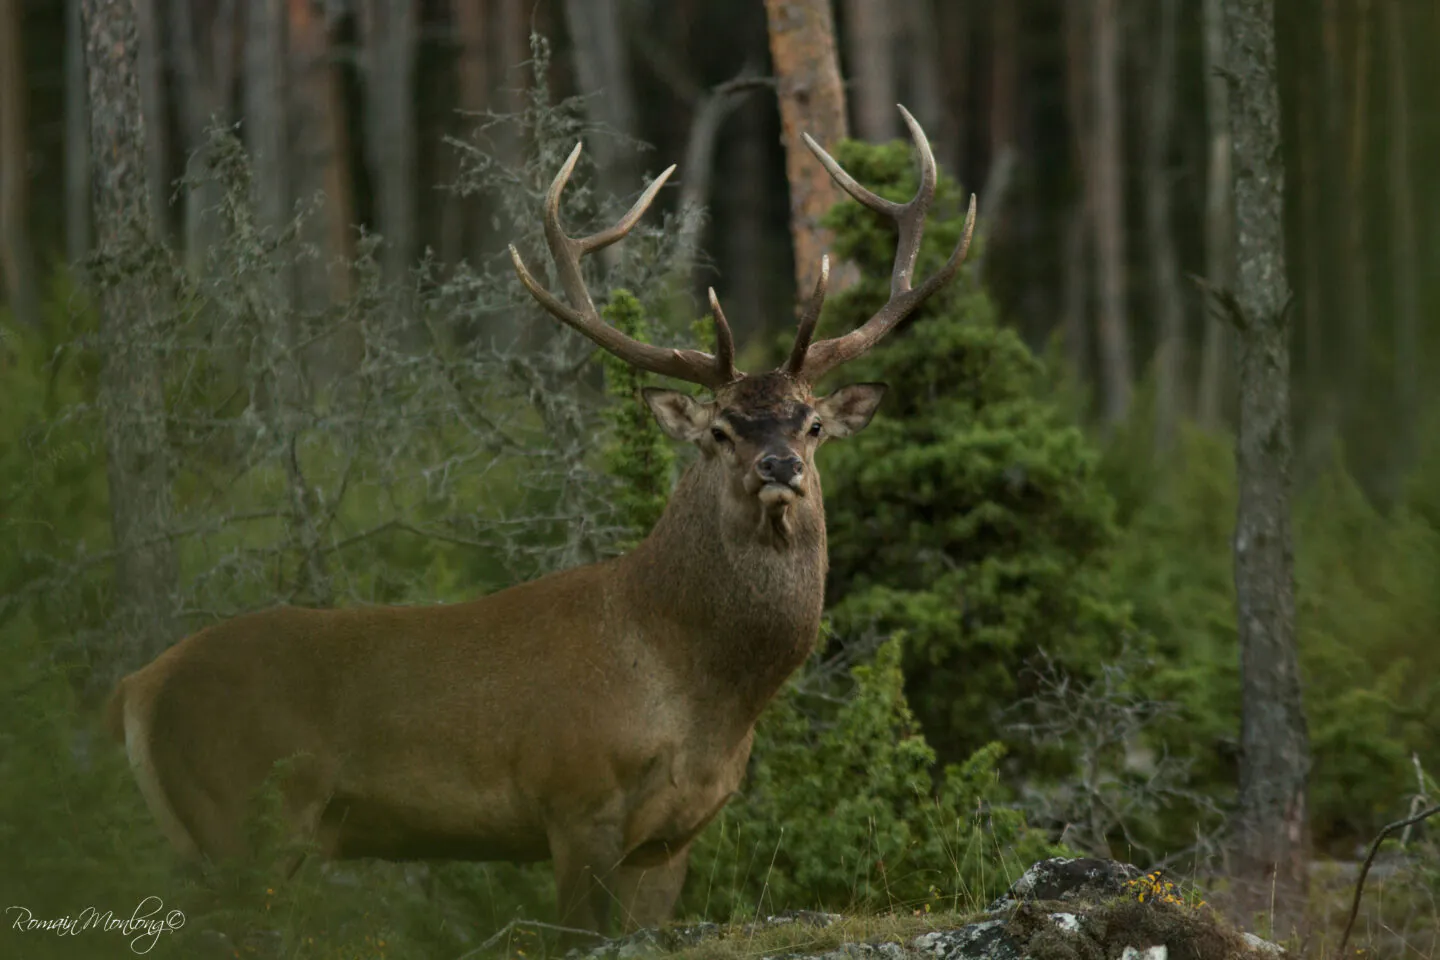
[711,427,729,444]
[808,420,823,437]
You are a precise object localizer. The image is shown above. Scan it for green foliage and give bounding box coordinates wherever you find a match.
[683,636,1063,919]
[600,289,676,549]
[816,139,1134,766]
[1105,406,1440,851]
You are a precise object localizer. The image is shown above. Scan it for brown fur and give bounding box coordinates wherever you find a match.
[108,370,885,939]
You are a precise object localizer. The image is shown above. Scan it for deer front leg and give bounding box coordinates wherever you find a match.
[612,846,691,933]
[549,821,626,945]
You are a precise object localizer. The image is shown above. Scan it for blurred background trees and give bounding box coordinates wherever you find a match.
[2,0,1440,955]
[5,0,1435,495]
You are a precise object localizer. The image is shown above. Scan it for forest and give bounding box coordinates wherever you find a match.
[1,0,1438,958]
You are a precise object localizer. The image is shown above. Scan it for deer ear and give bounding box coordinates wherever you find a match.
[642,388,713,442]
[815,383,887,438]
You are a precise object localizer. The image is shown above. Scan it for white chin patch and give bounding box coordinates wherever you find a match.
[757,484,799,511]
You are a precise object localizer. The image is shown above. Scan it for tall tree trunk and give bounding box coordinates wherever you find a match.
[764,0,850,305]
[245,0,289,235]
[843,0,897,142]
[1061,0,1092,386]
[287,0,354,309]
[1223,0,1309,920]
[445,0,489,266]
[173,0,240,269]
[990,0,1019,164]
[901,0,947,169]
[1384,0,1418,483]
[1061,201,1091,385]
[933,1,970,177]
[133,0,170,239]
[561,0,637,203]
[1092,0,1131,425]
[361,0,418,283]
[66,0,92,264]
[720,91,773,348]
[1197,0,1232,428]
[1343,0,1371,459]
[1146,0,1185,449]
[1296,88,1323,435]
[82,0,182,669]
[0,0,41,329]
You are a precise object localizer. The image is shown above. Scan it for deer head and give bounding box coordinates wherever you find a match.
[510,106,978,547]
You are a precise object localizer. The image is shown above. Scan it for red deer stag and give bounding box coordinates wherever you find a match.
[106,105,975,939]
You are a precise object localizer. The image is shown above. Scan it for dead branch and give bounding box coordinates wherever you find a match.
[1337,802,1440,957]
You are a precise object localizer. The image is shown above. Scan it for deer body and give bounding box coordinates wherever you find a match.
[109,108,974,939]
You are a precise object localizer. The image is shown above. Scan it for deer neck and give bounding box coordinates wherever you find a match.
[622,461,828,730]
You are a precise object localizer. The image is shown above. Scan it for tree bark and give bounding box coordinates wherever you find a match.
[1092,0,1131,426]
[361,0,418,283]
[843,0,897,142]
[444,0,488,266]
[82,0,182,669]
[1384,0,1418,482]
[245,0,289,235]
[1342,0,1371,457]
[172,0,240,269]
[1223,0,1310,916]
[66,0,92,264]
[561,0,637,203]
[1197,0,1233,428]
[1061,0,1092,385]
[133,0,170,239]
[287,0,354,308]
[901,0,947,169]
[764,0,850,306]
[0,0,41,329]
[1145,0,1185,450]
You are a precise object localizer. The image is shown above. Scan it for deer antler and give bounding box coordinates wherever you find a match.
[786,105,977,382]
[509,142,738,389]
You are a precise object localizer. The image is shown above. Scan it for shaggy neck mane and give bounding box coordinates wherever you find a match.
[620,457,829,731]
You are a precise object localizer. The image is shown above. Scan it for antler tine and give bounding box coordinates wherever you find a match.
[784,254,829,376]
[707,288,738,384]
[510,142,738,389]
[794,105,976,382]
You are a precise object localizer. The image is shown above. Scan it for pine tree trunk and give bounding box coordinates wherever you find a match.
[843,0,897,142]
[287,0,354,309]
[1384,0,1418,483]
[764,0,850,304]
[245,0,289,235]
[173,0,240,269]
[66,0,92,264]
[361,0,418,283]
[1197,0,1232,428]
[901,0,947,169]
[1092,0,1131,426]
[1223,0,1310,919]
[82,0,182,670]
[1061,0,1092,385]
[561,0,637,203]
[0,0,41,329]
[445,0,488,266]
[1146,0,1185,449]
[1342,0,1371,463]
[133,0,170,239]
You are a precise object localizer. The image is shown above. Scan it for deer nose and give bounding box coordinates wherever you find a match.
[757,454,804,488]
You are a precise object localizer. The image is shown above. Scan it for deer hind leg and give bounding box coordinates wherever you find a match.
[548,820,627,944]
[612,845,691,933]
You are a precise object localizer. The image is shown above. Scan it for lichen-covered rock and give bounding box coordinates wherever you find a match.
[987,857,1145,910]
[913,919,1023,960]
[571,859,1285,960]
